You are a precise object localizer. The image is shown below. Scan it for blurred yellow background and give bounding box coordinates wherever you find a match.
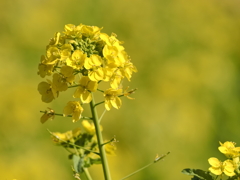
[1,0,240,179]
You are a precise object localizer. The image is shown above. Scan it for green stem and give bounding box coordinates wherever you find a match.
[40,111,92,120]
[90,93,112,180]
[83,168,93,180]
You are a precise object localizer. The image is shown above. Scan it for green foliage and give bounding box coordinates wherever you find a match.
[182,168,213,180]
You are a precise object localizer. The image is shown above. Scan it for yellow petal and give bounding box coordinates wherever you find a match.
[81,91,92,103]
[105,100,112,111]
[208,157,221,168]
[73,86,85,98]
[209,167,222,175]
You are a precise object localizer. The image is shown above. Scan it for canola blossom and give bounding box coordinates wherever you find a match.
[208,157,236,177]
[37,23,137,122]
[205,141,240,179]
[37,24,137,178]
[218,141,240,158]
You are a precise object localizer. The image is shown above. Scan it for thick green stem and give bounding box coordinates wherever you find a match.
[90,93,112,180]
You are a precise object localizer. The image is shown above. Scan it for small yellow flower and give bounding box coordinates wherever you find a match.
[46,46,61,63]
[38,80,58,103]
[120,61,138,81]
[208,157,236,177]
[104,88,122,111]
[66,49,86,70]
[63,101,84,122]
[84,55,105,81]
[52,73,68,92]
[60,65,75,84]
[37,55,54,78]
[60,44,73,61]
[219,141,240,158]
[103,45,125,67]
[73,76,98,103]
[63,24,82,38]
[81,25,102,39]
[109,71,123,89]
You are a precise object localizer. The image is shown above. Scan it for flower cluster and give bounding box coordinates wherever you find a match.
[208,141,240,178]
[37,24,137,122]
[51,120,116,171]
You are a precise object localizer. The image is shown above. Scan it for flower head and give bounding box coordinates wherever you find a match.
[38,23,137,90]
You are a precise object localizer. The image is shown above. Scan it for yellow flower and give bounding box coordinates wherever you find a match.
[73,76,98,103]
[63,101,84,122]
[109,71,123,89]
[37,55,54,78]
[120,61,138,81]
[208,157,236,177]
[104,88,122,111]
[81,25,102,39]
[38,80,58,103]
[52,73,68,92]
[103,45,125,67]
[46,46,61,64]
[66,49,86,70]
[60,65,75,84]
[60,44,73,61]
[219,141,240,158]
[84,55,105,81]
[63,24,82,38]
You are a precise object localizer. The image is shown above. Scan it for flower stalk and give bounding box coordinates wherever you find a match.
[90,93,112,180]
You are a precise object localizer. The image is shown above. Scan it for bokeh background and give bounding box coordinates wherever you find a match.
[1,0,240,179]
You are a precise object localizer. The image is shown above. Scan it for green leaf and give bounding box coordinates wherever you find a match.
[227,175,240,180]
[182,168,214,180]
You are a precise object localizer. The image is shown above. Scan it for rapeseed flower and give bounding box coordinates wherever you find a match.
[38,23,136,92]
[208,157,236,177]
[84,55,105,81]
[38,80,58,103]
[63,101,83,122]
[73,76,98,103]
[219,141,240,158]
[104,88,122,110]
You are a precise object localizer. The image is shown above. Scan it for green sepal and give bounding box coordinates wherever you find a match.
[73,154,84,173]
[90,158,102,165]
[182,168,214,180]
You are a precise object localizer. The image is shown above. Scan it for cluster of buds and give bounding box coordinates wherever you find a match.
[208,141,240,178]
[37,24,137,122]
